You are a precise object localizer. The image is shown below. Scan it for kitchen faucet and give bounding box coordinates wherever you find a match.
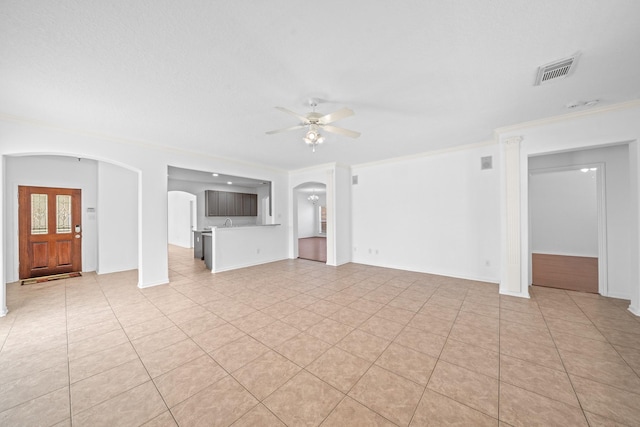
[223,218,233,227]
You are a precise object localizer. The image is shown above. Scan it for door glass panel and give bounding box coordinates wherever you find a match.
[31,194,48,234]
[56,195,72,234]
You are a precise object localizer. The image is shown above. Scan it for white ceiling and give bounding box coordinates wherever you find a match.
[2,1,639,171]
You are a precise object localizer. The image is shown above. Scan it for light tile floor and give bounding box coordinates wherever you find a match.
[1,245,639,426]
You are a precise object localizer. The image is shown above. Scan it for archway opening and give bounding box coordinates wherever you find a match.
[293,182,327,262]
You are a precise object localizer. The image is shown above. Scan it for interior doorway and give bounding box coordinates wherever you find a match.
[167,191,197,249]
[294,182,327,263]
[18,185,82,279]
[529,165,604,293]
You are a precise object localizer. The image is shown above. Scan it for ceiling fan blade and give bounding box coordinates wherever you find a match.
[322,125,361,138]
[318,107,354,124]
[265,124,306,135]
[274,106,309,123]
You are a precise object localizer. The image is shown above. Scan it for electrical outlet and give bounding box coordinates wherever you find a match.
[481,156,493,170]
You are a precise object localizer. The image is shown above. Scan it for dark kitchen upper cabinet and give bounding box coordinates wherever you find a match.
[242,193,257,216]
[205,190,258,216]
[205,191,219,215]
[233,193,243,216]
[219,191,231,215]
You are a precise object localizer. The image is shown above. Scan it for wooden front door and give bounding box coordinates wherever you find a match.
[18,186,82,279]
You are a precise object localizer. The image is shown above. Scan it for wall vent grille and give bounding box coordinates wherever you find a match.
[534,54,579,86]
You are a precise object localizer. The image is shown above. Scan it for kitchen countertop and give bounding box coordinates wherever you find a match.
[214,224,281,230]
[194,224,281,232]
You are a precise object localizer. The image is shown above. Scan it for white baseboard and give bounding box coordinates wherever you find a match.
[499,288,531,299]
[212,257,287,273]
[349,260,499,284]
[137,278,169,289]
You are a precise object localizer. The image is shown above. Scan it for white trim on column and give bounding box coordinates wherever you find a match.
[325,167,337,266]
[628,141,640,317]
[595,163,609,297]
[500,136,529,298]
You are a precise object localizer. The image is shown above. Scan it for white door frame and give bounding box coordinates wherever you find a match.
[528,163,608,295]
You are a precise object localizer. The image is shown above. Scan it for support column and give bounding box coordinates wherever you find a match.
[629,141,640,316]
[325,167,336,266]
[137,164,169,288]
[500,136,528,298]
[0,155,7,316]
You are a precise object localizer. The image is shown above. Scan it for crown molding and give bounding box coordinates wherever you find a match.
[289,161,345,175]
[352,139,496,170]
[502,136,523,146]
[0,113,288,174]
[494,99,640,137]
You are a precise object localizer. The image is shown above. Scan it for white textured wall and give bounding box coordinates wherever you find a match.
[212,226,287,272]
[97,162,138,274]
[530,169,598,257]
[167,191,195,248]
[297,192,316,238]
[256,185,273,225]
[334,165,352,266]
[352,145,500,282]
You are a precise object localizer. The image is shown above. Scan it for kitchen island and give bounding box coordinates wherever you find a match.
[202,224,284,273]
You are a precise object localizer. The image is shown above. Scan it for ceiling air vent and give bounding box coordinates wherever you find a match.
[534,53,579,86]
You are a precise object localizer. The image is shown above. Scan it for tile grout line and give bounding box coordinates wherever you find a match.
[533,287,592,425]
[226,273,398,425]
[548,287,640,381]
[409,284,506,425]
[65,279,72,426]
[206,269,348,425]
[497,283,502,425]
[157,266,236,416]
[248,273,371,425]
[88,272,176,426]
[406,283,449,427]
[154,264,234,425]
[298,275,412,427]
[7,249,638,426]
[564,290,640,385]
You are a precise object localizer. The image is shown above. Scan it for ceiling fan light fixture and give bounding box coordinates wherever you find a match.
[267,103,358,153]
[303,127,324,152]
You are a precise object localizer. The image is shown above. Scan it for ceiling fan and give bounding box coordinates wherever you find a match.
[266,99,360,152]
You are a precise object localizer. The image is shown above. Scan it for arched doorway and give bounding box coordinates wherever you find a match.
[293,182,327,262]
[167,191,197,248]
[3,154,139,285]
